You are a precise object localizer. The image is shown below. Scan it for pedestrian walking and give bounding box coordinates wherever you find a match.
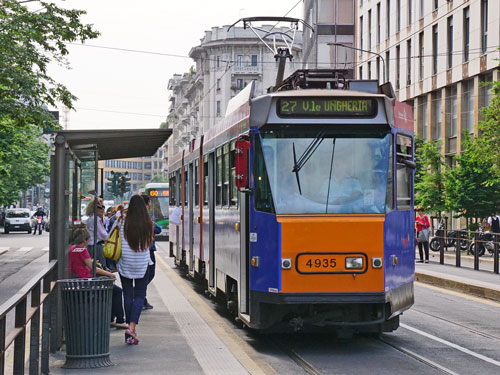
[115,195,154,345]
[488,214,500,234]
[141,194,162,310]
[68,225,128,329]
[416,207,430,263]
[86,199,108,267]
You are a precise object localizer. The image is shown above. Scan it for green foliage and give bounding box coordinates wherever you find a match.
[0,121,50,206]
[151,174,168,183]
[159,121,168,129]
[443,134,500,219]
[414,137,447,215]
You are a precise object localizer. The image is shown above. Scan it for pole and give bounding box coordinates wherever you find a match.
[328,42,386,83]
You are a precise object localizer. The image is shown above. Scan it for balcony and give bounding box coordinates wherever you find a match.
[233,65,260,75]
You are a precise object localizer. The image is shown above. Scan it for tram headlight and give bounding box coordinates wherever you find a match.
[345,257,364,269]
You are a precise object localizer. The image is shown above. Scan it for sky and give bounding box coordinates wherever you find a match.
[34,0,303,130]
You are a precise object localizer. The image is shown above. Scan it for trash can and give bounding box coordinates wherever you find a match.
[58,278,114,368]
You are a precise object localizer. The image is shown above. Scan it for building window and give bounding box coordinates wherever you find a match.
[447,16,453,69]
[377,57,381,82]
[216,56,220,68]
[237,79,244,89]
[144,162,151,169]
[216,100,221,116]
[419,0,424,19]
[396,45,400,89]
[420,97,428,139]
[463,79,474,133]
[251,55,258,66]
[432,25,438,75]
[368,61,372,79]
[318,0,335,23]
[433,91,442,140]
[216,78,220,90]
[236,55,243,67]
[376,3,381,45]
[481,0,488,54]
[359,16,364,52]
[385,50,390,82]
[386,0,390,39]
[368,10,372,50]
[449,85,457,137]
[406,39,412,86]
[463,7,470,62]
[419,32,424,81]
[337,0,354,24]
[396,0,401,32]
[433,0,438,11]
[359,66,363,79]
[408,0,412,26]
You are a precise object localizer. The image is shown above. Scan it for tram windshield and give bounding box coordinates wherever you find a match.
[256,126,392,214]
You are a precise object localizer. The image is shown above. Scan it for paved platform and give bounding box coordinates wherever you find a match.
[49,246,262,375]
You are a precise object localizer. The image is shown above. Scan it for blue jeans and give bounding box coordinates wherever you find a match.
[120,269,149,324]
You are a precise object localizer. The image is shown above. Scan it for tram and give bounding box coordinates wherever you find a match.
[168,69,415,332]
[144,182,169,238]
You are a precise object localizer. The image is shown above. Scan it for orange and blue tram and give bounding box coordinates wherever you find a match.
[168,75,415,332]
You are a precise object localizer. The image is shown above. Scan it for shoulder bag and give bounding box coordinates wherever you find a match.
[103,222,122,261]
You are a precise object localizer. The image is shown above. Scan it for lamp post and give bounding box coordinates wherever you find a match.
[328,42,386,83]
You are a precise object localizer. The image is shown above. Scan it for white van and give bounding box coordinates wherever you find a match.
[4,208,32,234]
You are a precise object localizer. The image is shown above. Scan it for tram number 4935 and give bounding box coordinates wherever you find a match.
[306,258,337,269]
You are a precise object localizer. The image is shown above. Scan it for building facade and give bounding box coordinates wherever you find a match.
[166,25,302,159]
[302,0,356,77]
[357,0,498,165]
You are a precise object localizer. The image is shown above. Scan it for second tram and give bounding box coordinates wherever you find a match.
[145,182,169,238]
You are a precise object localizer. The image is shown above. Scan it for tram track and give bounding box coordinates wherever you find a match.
[267,337,323,375]
[411,308,500,342]
[376,336,460,375]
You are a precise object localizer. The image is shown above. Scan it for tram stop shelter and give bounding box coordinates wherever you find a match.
[48,129,171,346]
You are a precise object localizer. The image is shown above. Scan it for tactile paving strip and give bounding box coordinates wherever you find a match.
[154,262,248,375]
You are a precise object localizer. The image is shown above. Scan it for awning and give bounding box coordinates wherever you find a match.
[52,129,172,160]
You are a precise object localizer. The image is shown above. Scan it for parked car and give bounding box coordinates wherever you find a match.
[4,208,32,234]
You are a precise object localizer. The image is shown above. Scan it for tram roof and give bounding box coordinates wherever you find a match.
[52,129,172,161]
[266,89,387,98]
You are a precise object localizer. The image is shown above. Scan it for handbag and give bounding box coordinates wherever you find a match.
[103,224,121,261]
[418,228,430,243]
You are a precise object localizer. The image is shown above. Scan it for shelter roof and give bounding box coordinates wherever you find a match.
[52,129,171,161]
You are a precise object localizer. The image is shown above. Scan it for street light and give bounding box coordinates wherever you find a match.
[328,42,386,83]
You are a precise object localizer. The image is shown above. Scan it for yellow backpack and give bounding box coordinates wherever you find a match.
[103,224,122,261]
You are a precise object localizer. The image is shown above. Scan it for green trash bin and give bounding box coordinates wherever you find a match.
[58,278,114,369]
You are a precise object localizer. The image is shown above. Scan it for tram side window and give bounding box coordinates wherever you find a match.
[230,141,237,206]
[386,136,394,211]
[169,173,176,206]
[184,170,188,206]
[254,135,275,214]
[396,134,413,210]
[203,156,208,206]
[195,160,200,207]
[223,143,230,206]
[216,148,222,206]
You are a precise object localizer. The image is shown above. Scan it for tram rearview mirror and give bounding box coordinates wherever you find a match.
[235,137,251,192]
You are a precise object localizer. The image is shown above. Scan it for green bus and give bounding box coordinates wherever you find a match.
[144,183,169,238]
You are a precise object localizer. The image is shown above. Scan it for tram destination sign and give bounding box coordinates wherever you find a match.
[277,97,377,118]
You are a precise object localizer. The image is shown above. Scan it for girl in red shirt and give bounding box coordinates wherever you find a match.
[416,207,430,263]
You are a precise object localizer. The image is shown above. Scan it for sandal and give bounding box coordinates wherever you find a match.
[125,329,139,345]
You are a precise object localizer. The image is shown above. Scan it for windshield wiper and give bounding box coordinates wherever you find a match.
[325,138,337,213]
[292,129,326,195]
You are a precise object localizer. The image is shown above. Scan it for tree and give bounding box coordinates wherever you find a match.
[0,1,99,205]
[0,0,99,128]
[0,121,50,206]
[414,137,447,216]
[443,134,500,219]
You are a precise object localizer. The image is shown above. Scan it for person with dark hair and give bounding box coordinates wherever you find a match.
[415,206,430,263]
[68,225,128,329]
[115,195,154,345]
[141,194,162,310]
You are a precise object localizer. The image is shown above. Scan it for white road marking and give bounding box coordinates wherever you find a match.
[18,247,33,252]
[402,323,500,367]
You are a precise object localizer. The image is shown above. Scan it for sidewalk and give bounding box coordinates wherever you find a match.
[49,244,264,375]
[415,259,500,302]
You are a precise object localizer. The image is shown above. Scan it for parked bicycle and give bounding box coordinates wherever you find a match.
[429,218,468,252]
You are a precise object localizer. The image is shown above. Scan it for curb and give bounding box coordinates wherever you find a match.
[415,271,500,303]
[0,249,8,256]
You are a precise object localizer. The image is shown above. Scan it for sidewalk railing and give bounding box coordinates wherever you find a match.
[426,228,500,274]
[0,260,58,375]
